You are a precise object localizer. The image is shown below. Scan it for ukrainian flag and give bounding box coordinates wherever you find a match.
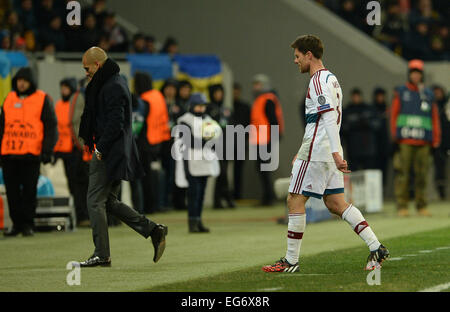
[174,55,222,99]
[0,51,29,105]
[0,52,11,105]
[127,54,173,91]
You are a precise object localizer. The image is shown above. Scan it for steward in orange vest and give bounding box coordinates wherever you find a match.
[53,78,90,226]
[250,91,284,145]
[249,74,284,206]
[134,71,171,213]
[0,67,58,237]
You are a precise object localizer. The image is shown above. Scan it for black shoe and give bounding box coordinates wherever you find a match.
[22,226,34,237]
[226,198,236,208]
[150,224,168,263]
[4,226,21,237]
[213,201,225,209]
[198,221,210,233]
[189,219,200,233]
[365,244,390,270]
[79,255,111,267]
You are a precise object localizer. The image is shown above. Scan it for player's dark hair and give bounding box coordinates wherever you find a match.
[290,35,324,59]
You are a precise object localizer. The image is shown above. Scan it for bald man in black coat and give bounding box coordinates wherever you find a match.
[78,47,168,267]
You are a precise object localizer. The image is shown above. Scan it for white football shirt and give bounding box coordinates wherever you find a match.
[297,69,343,163]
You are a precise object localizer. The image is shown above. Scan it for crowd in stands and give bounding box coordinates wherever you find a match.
[314,0,450,60]
[0,0,178,54]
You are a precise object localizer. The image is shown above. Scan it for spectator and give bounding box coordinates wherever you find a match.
[161,78,181,128]
[53,77,90,227]
[161,36,178,57]
[131,33,146,54]
[342,88,380,171]
[177,80,193,113]
[175,93,220,233]
[250,74,284,206]
[16,0,36,35]
[390,59,441,217]
[39,13,65,51]
[372,87,390,184]
[36,0,58,29]
[431,85,449,200]
[1,67,58,237]
[373,0,408,54]
[97,32,110,52]
[64,23,83,52]
[80,11,101,51]
[231,82,251,200]
[145,35,156,53]
[92,0,107,31]
[103,10,129,52]
[337,0,365,32]
[160,78,180,209]
[0,0,11,23]
[3,10,24,49]
[134,71,171,213]
[402,18,433,60]
[172,79,193,211]
[409,0,440,27]
[207,83,235,209]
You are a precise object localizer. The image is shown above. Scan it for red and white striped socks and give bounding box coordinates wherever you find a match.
[342,204,381,251]
[285,213,306,265]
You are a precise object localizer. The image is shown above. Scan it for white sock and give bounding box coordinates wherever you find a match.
[285,213,306,265]
[342,204,381,251]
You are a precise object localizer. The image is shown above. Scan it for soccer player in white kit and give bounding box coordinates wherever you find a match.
[262,35,389,273]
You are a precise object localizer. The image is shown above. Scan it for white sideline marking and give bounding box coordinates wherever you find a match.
[402,254,418,257]
[418,282,450,292]
[419,250,433,253]
[388,257,403,261]
[258,287,283,292]
[435,246,450,250]
[279,273,334,277]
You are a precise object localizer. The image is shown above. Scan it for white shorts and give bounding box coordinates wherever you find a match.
[288,159,344,199]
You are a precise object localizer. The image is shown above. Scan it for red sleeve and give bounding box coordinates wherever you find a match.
[390,91,401,141]
[431,103,441,148]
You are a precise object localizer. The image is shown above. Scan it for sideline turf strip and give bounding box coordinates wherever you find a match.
[145,227,450,292]
[0,202,448,291]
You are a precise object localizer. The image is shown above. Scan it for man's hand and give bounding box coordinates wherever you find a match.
[332,152,351,173]
[95,148,102,160]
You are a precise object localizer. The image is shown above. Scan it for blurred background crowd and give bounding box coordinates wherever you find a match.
[0,0,177,54]
[315,0,450,60]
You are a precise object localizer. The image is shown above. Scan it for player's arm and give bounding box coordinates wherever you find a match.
[314,82,350,173]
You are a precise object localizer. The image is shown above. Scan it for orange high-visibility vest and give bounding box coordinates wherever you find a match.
[54,99,73,153]
[140,89,171,145]
[1,90,46,156]
[249,92,284,145]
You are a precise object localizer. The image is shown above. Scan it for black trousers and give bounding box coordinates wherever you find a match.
[214,160,232,205]
[2,158,40,230]
[187,174,208,220]
[255,144,275,204]
[59,150,89,222]
[141,143,162,213]
[87,156,156,258]
[233,159,245,199]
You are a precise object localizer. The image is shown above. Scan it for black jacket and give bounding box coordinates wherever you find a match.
[0,67,58,162]
[79,58,142,182]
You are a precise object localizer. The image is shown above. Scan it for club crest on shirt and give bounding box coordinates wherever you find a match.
[318,95,326,105]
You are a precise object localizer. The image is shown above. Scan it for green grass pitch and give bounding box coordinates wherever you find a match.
[0,201,449,292]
